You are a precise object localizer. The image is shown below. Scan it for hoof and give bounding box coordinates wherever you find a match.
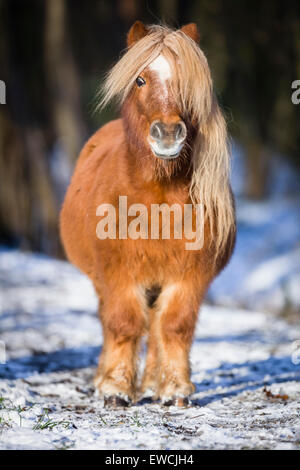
[162,396,190,407]
[104,395,131,409]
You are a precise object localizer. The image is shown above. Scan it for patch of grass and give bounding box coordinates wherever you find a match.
[99,415,107,426]
[0,415,11,431]
[131,412,143,427]
[33,408,71,431]
[97,412,144,429]
[0,395,32,428]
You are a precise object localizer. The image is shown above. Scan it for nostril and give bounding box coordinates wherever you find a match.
[175,122,187,142]
[150,122,163,141]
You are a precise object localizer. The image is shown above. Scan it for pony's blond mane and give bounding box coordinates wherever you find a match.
[98,25,235,258]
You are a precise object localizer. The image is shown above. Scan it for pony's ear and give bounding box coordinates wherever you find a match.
[180,23,200,44]
[127,21,149,47]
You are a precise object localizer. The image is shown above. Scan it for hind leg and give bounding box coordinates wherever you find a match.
[94,285,145,406]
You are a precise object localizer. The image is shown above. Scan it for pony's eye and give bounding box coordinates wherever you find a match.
[136,76,146,87]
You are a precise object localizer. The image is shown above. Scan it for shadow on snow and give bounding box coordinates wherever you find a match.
[192,355,300,406]
[1,347,299,408]
[0,345,101,380]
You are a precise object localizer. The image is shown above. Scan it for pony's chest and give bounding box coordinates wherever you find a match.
[92,181,206,280]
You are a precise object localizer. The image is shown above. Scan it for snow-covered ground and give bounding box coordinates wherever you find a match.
[0,249,300,450]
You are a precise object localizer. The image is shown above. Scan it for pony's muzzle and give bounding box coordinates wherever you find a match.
[149,120,187,159]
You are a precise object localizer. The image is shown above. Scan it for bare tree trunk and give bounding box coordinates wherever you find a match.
[0,0,62,255]
[157,0,179,25]
[117,0,139,22]
[0,112,61,253]
[244,140,269,200]
[44,0,86,164]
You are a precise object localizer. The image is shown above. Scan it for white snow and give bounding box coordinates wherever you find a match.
[0,249,299,450]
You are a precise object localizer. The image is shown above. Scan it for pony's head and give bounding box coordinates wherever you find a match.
[123,23,202,161]
[100,22,209,162]
[99,22,235,257]
[133,53,187,160]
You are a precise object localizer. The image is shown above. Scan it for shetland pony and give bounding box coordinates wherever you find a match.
[60,22,236,407]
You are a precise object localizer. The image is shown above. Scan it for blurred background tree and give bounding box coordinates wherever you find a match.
[0,0,299,256]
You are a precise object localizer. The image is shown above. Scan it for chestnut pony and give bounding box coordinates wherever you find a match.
[60,22,236,407]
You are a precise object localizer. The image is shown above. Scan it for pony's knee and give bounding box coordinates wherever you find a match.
[104,308,145,343]
[160,309,197,344]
